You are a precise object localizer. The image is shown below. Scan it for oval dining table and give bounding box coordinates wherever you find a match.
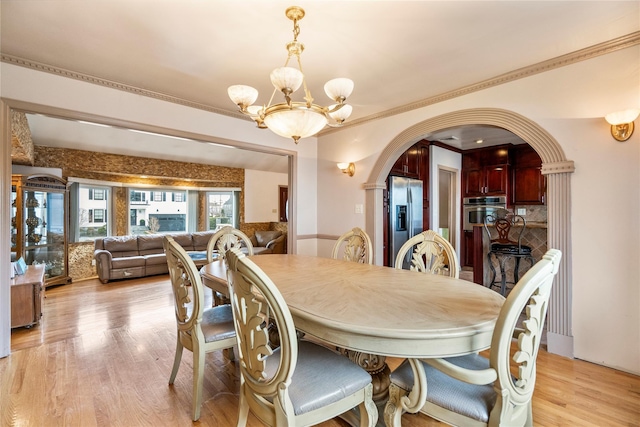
[200,254,504,426]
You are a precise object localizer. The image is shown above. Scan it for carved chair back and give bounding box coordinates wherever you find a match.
[206,226,254,263]
[484,208,527,251]
[394,230,459,278]
[331,227,373,264]
[487,248,561,423]
[165,236,205,335]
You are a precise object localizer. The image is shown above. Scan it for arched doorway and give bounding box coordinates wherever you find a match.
[364,108,575,358]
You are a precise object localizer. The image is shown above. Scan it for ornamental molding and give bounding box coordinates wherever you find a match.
[2,31,638,129]
[0,54,247,122]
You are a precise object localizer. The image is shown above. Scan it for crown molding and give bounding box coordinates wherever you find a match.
[324,31,640,133]
[0,54,250,123]
[2,31,638,131]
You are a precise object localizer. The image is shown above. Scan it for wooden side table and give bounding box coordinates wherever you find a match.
[11,264,46,329]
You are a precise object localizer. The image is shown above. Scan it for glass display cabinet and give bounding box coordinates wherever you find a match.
[11,174,71,287]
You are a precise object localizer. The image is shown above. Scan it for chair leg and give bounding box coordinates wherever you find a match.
[487,252,498,291]
[384,383,407,427]
[514,256,522,283]
[192,345,205,421]
[237,384,250,427]
[359,383,378,427]
[498,256,510,296]
[169,337,183,384]
[514,255,535,283]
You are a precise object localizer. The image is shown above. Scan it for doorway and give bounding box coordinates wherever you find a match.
[278,185,288,222]
[364,107,574,358]
[438,167,457,250]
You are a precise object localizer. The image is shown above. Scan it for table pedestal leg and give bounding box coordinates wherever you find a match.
[340,349,391,402]
[340,349,390,427]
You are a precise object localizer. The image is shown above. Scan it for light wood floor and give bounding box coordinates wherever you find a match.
[2,275,639,426]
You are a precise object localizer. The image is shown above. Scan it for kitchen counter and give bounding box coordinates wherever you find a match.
[471,221,547,229]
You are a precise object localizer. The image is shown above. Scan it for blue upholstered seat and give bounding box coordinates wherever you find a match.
[391,354,496,423]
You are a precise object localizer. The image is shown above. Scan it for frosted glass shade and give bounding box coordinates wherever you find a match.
[270,67,304,93]
[228,85,258,108]
[247,105,263,116]
[324,78,354,101]
[263,109,327,140]
[328,104,352,122]
[605,109,640,125]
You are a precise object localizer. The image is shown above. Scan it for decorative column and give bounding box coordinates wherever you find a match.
[542,162,574,358]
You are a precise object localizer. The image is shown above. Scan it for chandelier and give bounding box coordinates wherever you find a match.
[227,6,354,143]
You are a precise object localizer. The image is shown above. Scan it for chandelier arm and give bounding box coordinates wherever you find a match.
[295,54,314,108]
[266,86,279,110]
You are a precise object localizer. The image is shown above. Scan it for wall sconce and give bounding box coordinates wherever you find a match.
[337,162,355,177]
[605,109,639,142]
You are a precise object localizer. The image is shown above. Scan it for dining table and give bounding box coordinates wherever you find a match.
[200,254,504,427]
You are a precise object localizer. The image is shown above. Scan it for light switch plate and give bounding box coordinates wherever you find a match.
[517,208,526,215]
[355,204,364,214]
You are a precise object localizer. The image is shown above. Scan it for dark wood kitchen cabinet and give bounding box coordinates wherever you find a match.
[462,230,474,267]
[511,145,546,205]
[390,143,421,178]
[462,146,510,197]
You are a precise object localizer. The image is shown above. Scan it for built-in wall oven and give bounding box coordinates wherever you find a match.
[463,196,507,231]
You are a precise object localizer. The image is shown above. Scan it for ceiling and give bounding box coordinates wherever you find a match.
[2,1,638,172]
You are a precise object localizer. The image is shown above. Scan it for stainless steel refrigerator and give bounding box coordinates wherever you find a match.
[389,176,423,268]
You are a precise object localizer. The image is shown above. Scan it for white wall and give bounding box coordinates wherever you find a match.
[317,46,640,374]
[429,145,462,259]
[244,169,287,223]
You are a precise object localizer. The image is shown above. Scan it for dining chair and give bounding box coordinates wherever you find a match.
[384,248,562,427]
[331,227,373,264]
[206,225,254,263]
[224,247,378,427]
[484,208,535,296]
[207,226,254,306]
[163,236,237,421]
[394,229,459,278]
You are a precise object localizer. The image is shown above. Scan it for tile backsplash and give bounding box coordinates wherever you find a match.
[514,205,547,223]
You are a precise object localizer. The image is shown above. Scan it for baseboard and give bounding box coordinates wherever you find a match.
[546,332,574,359]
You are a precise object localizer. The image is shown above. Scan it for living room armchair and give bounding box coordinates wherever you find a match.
[250,230,286,255]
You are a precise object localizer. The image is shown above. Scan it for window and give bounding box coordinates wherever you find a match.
[92,209,105,223]
[207,191,239,230]
[75,184,111,241]
[129,188,188,235]
[88,188,106,200]
[130,191,146,203]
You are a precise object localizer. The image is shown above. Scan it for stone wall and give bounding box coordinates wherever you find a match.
[10,111,34,165]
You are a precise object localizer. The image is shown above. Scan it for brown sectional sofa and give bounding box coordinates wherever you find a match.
[250,230,286,255]
[94,231,215,284]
